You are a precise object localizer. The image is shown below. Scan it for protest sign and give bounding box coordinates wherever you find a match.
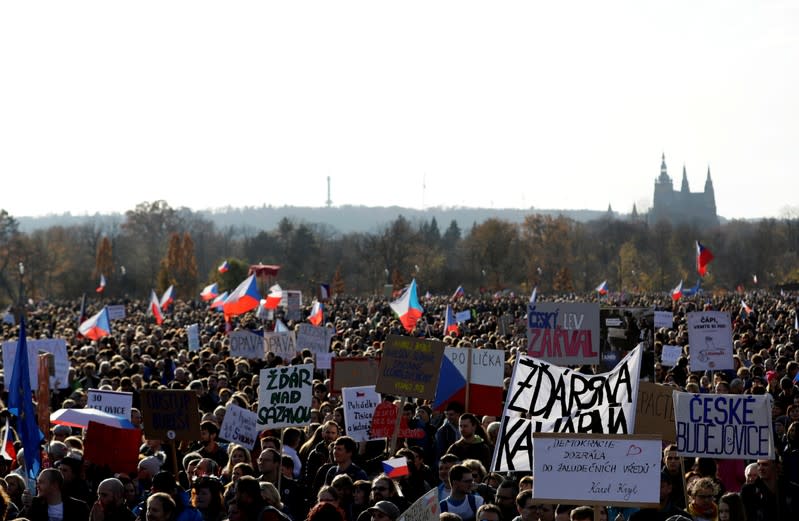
[686,311,734,370]
[283,290,302,321]
[654,310,673,329]
[187,323,200,351]
[531,433,661,507]
[88,389,133,420]
[398,488,438,521]
[3,338,70,389]
[673,391,774,460]
[492,344,642,472]
[433,347,504,416]
[140,389,201,441]
[635,382,676,442]
[219,403,259,450]
[107,304,126,320]
[376,335,445,400]
[527,302,600,365]
[455,310,472,323]
[229,329,265,359]
[331,357,381,393]
[369,402,424,439]
[316,352,333,370]
[499,314,513,337]
[84,422,142,474]
[2,312,13,325]
[257,364,313,430]
[264,331,297,360]
[342,386,381,442]
[660,345,682,367]
[296,323,334,355]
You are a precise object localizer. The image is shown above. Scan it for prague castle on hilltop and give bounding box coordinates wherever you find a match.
[647,153,719,228]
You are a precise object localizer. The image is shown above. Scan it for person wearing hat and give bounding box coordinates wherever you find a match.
[367,501,400,521]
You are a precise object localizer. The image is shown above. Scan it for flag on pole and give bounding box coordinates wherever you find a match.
[595,280,609,295]
[96,274,106,293]
[159,285,175,311]
[149,290,164,325]
[451,285,465,300]
[200,283,219,301]
[444,305,459,336]
[0,417,17,462]
[682,279,701,297]
[741,300,753,316]
[223,275,261,317]
[529,286,537,304]
[389,279,424,332]
[263,284,282,310]
[671,280,683,301]
[78,307,111,340]
[218,260,230,273]
[308,300,324,326]
[210,292,228,310]
[319,283,331,301]
[8,318,43,479]
[696,241,714,277]
[381,456,409,478]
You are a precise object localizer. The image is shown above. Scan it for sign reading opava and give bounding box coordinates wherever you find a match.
[527,302,600,365]
[376,336,445,400]
[531,433,661,507]
[229,329,265,359]
[264,331,297,360]
[673,391,774,460]
[140,389,201,441]
[686,311,734,370]
[296,324,334,355]
[88,389,133,420]
[257,364,313,430]
[219,403,259,450]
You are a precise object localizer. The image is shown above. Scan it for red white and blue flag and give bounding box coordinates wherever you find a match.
[308,300,324,326]
[223,275,261,318]
[529,286,537,304]
[159,285,175,311]
[210,291,228,310]
[218,260,230,273]
[741,300,753,316]
[381,456,409,478]
[200,283,219,302]
[263,284,282,310]
[389,279,424,332]
[79,307,111,340]
[595,280,609,295]
[671,280,683,301]
[444,305,459,336]
[451,285,465,301]
[319,283,331,301]
[96,274,106,293]
[0,418,16,462]
[696,241,714,277]
[149,290,164,325]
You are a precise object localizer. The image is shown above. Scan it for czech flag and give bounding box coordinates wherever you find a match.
[223,274,261,317]
[671,280,683,301]
[308,300,324,326]
[160,285,175,311]
[218,260,230,273]
[79,307,111,340]
[381,456,409,478]
[696,241,714,277]
[319,283,331,301]
[0,418,16,462]
[451,285,465,301]
[210,291,228,310]
[444,305,459,336]
[263,284,282,310]
[149,290,164,325]
[200,283,219,301]
[96,274,106,293]
[529,286,537,304]
[595,280,609,295]
[389,279,424,332]
[741,300,753,316]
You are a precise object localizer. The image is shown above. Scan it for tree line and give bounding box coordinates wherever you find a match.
[1,200,797,305]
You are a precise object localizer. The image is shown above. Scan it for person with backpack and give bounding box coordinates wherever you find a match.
[439,464,483,521]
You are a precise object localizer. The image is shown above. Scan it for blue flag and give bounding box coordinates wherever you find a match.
[8,318,42,478]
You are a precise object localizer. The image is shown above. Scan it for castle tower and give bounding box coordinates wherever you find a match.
[681,165,690,192]
[657,153,670,184]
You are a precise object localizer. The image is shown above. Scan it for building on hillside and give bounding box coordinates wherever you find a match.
[647,153,718,228]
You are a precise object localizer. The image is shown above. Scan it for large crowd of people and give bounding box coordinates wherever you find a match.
[0,289,797,521]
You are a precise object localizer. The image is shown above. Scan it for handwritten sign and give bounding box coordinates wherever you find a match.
[654,311,673,330]
[257,364,313,430]
[369,402,424,439]
[527,302,600,365]
[283,290,302,321]
[296,324,334,355]
[88,389,133,420]
[532,433,661,507]
[635,382,676,442]
[107,304,126,320]
[230,330,265,359]
[673,391,774,460]
[264,331,297,360]
[187,323,200,352]
[376,336,445,400]
[398,488,438,521]
[219,403,259,450]
[660,345,682,367]
[492,345,642,472]
[331,357,380,393]
[3,338,70,389]
[342,386,381,442]
[140,389,201,441]
[686,311,734,371]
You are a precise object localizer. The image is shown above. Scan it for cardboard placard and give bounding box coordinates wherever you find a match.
[256,364,313,430]
[635,382,676,442]
[219,403,259,450]
[376,336,445,400]
[84,421,142,474]
[331,357,380,393]
[88,389,133,420]
[140,389,201,441]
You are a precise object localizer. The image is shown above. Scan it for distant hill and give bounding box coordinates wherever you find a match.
[16,205,613,234]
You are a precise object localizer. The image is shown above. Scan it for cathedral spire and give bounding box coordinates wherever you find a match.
[658,153,671,184]
[705,165,714,193]
[681,164,690,192]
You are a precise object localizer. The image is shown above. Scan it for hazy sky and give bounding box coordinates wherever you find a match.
[1,1,797,219]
